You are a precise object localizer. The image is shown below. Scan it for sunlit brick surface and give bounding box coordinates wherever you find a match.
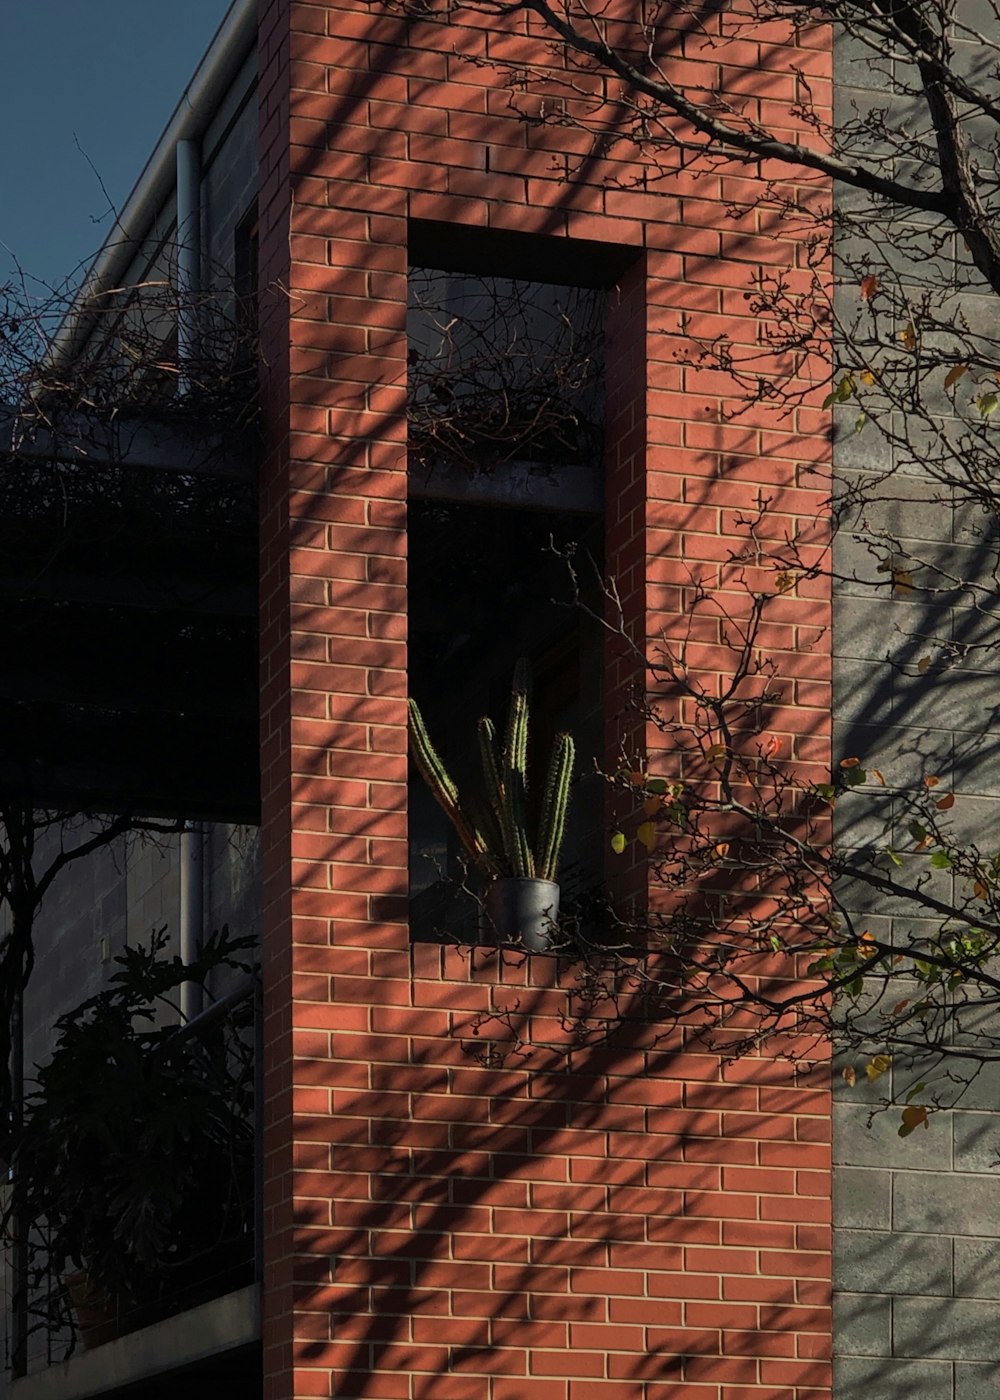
[257,2,833,1394]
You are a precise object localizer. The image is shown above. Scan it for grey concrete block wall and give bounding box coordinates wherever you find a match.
[7,818,260,1379]
[202,50,258,291]
[832,16,1000,1396]
[19,819,260,1049]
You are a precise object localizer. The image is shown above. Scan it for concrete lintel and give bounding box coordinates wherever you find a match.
[12,1284,259,1400]
[409,458,603,514]
[0,406,252,480]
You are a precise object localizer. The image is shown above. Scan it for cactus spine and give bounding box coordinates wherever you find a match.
[408,658,574,882]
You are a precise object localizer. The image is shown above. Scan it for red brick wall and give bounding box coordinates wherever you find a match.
[257,1,833,1396]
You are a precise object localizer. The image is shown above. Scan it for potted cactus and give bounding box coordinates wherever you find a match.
[408,658,574,950]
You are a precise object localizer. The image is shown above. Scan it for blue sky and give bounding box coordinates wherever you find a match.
[0,1,233,293]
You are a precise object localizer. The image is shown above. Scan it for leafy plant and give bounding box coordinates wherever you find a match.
[408,657,574,882]
[4,927,256,1310]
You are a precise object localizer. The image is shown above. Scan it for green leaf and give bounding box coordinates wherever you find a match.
[978,391,999,419]
[844,766,868,787]
[645,778,668,795]
[909,820,929,843]
[807,956,835,974]
[610,831,627,855]
[930,850,953,869]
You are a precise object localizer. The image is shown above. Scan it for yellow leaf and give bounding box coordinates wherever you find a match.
[899,321,918,350]
[892,567,914,595]
[975,879,990,900]
[637,821,656,850]
[774,570,797,594]
[610,831,627,855]
[866,1054,892,1082]
[944,363,968,390]
[860,274,879,301]
[706,743,727,762]
[842,1065,857,1087]
[713,842,731,861]
[859,369,877,386]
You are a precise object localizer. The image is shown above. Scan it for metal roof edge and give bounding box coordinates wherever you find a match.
[51,0,257,364]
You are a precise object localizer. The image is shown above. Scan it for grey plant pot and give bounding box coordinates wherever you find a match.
[484,877,561,952]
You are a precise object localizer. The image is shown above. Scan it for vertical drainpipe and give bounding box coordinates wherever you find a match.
[179,825,204,1022]
[176,137,204,1022]
[176,138,201,392]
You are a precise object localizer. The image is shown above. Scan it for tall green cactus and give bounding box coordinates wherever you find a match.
[409,659,575,883]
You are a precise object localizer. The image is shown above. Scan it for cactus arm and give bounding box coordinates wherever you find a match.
[476,717,507,861]
[479,716,503,810]
[511,655,533,705]
[408,698,498,875]
[504,661,531,786]
[503,763,535,878]
[501,671,533,877]
[535,732,574,882]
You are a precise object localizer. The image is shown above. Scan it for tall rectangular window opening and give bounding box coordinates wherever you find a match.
[406,245,609,946]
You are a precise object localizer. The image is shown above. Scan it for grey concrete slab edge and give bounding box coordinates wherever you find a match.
[10,1284,259,1400]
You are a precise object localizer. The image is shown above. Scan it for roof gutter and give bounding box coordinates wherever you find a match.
[50,0,256,365]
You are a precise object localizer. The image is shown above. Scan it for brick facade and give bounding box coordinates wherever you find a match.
[257,1,834,1395]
